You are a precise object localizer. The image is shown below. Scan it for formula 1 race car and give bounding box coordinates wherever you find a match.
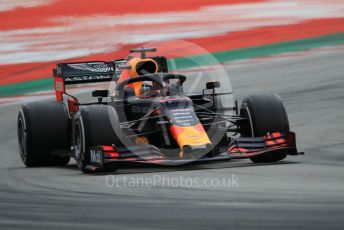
[17,48,303,173]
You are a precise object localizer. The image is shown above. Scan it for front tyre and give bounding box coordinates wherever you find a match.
[73,105,121,173]
[240,93,290,163]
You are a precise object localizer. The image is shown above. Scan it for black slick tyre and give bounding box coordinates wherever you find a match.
[240,93,289,163]
[73,105,121,173]
[17,101,70,167]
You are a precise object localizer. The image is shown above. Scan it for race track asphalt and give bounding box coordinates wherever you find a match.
[0,48,344,230]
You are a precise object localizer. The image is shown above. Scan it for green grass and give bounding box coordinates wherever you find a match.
[0,78,54,97]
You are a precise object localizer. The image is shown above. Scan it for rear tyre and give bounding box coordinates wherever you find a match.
[73,105,121,173]
[240,93,289,163]
[17,101,70,167]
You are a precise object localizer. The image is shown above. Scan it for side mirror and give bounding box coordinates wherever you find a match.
[206,81,220,89]
[92,90,109,98]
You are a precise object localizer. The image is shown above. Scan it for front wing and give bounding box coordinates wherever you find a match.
[86,131,303,171]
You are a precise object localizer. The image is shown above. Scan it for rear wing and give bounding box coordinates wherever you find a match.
[53,61,117,85]
[53,61,126,101]
[53,57,168,101]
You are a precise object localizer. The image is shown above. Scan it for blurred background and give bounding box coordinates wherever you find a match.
[0,0,343,100]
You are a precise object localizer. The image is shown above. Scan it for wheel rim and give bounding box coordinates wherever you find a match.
[17,116,27,162]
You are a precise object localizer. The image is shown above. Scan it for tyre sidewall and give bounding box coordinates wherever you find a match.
[73,105,121,173]
[18,101,70,167]
[240,93,289,163]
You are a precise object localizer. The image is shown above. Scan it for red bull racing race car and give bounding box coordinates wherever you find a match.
[17,48,303,173]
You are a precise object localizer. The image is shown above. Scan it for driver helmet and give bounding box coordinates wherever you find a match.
[139,82,160,98]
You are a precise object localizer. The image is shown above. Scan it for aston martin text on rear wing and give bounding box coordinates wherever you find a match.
[53,61,127,85]
[53,60,127,101]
